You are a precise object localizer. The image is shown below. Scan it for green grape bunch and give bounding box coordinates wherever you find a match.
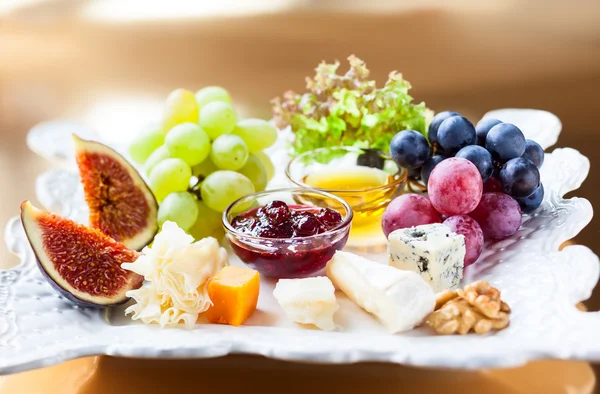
[128,86,277,239]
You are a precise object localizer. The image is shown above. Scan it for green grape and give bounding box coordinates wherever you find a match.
[148,158,192,201]
[254,151,275,181]
[157,191,198,231]
[161,89,199,134]
[144,145,170,176]
[239,154,268,192]
[191,157,218,179]
[201,170,254,212]
[199,101,237,140]
[195,86,232,110]
[164,122,211,166]
[232,119,277,153]
[210,134,248,171]
[188,200,224,241]
[128,123,164,164]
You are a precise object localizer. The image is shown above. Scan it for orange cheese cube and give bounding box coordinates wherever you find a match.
[206,266,260,326]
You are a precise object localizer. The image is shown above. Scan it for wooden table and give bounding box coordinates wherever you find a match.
[0,356,595,394]
[1,1,599,392]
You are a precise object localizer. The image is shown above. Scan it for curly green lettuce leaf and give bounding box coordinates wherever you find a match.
[271,55,430,155]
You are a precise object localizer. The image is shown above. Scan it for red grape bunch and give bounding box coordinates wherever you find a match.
[384,111,546,267]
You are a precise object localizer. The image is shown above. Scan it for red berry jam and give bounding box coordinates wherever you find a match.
[229,201,347,278]
[232,201,342,238]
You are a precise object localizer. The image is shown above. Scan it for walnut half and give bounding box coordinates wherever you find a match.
[427,281,510,335]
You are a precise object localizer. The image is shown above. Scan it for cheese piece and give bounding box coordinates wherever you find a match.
[206,266,260,326]
[387,223,465,293]
[326,251,435,333]
[122,221,228,329]
[273,277,339,331]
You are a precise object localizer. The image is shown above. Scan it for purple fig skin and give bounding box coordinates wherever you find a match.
[34,255,133,308]
[21,202,143,309]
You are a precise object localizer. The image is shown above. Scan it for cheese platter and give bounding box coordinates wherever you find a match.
[1,56,598,374]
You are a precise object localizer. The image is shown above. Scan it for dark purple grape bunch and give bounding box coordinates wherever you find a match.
[474,119,544,213]
[389,111,545,213]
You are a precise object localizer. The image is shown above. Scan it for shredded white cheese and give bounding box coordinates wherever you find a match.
[122,221,228,328]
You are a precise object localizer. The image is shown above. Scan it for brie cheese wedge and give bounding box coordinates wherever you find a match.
[326,251,435,333]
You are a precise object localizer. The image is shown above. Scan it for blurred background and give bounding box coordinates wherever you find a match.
[1,0,600,392]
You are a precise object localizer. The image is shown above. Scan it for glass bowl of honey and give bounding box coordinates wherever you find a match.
[285,147,408,249]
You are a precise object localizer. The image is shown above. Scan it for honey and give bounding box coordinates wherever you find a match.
[286,147,406,249]
[302,166,398,227]
[303,166,391,191]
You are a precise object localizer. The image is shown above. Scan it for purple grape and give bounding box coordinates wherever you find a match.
[469,192,522,240]
[475,118,502,146]
[499,157,540,198]
[455,145,493,182]
[443,215,484,267]
[421,155,447,185]
[428,111,460,147]
[516,183,544,213]
[437,116,477,155]
[427,158,483,216]
[485,123,526,163]
[382,194,442,238]
[389,130,431,169]
[483,177,503,193]
[521,139,544,168]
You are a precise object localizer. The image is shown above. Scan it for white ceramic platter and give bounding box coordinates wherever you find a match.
[1,109,598,375]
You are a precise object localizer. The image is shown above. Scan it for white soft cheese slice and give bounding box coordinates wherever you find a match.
[273,277,339,331]
[326,251,435,334]
[388,223,466,293]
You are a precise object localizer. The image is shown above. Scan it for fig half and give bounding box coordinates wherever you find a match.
[21,201,144,307]
[73,135,158,251]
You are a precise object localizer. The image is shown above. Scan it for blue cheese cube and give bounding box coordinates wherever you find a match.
[387,223,466,292]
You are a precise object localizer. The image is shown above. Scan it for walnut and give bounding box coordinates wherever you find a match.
[427,281,510,335]
[434,289,459,310]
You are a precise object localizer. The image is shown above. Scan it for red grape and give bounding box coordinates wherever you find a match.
[483,177,503,193]
[382,194,442,238]
[469,192,522,240]
[443,215,484,267]
[427,157,483,216]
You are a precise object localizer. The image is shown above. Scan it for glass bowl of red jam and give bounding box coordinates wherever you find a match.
[223,188,353,278]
